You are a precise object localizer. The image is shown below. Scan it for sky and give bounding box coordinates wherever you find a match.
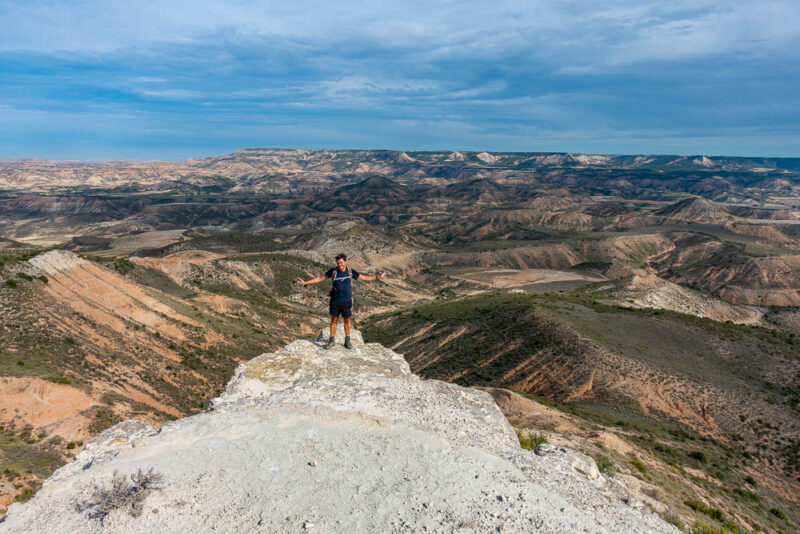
[1,0,799,160]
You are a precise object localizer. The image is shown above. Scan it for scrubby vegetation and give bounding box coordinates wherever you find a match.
[2,150,799,524]
[364,291,800,531]
[516,428,548,450]
[76,469,164,523]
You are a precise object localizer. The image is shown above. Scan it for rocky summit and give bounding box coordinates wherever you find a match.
[1,330,676,533]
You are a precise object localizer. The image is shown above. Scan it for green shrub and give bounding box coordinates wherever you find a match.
[16,272,33,281]
[111,258,135,275]
[769,508,786,520]
[37,275,48,283]
[660,511,683,530]
[731,487,759,502]
[14,482,41,503]
[691,520,726,534]
[46,376,71,385]
[5,279,17,288]
[688,450,708,463]
[684,499,724,522]
[516,429,547,450]
[66,442,76,450]
[629,458,647,475]
[593,453,615,476]
[685,498,704,512]
[88,409,122,434]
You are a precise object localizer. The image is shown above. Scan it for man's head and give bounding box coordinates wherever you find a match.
[335,253,347,270]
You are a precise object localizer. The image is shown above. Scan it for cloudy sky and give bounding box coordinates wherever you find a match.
[1,0,799,159]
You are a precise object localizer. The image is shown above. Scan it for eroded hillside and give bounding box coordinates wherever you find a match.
[364,292,800,532]
[1,149,799,531]
[0,244,426,509]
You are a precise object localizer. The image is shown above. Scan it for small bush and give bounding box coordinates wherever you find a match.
[691,520,726,534]
[769,508,786,520]
[66,442,76,450]
[629,458,647,475]
[16,360,24,366]
[14,482,41,503]
[88,409,122,434]
[685,498,704,512]
[516,429,548,450]
[743,475,756,486]
[38,275,48,283]
[76,468,164,523]
[731,487,759,502]
[660,511,683,530]
[688,450,708,463]
[46,376,71,385]
[5,279,17,288]
[111,258,136,275]
[593,453,615,476]
[684,499,724,522]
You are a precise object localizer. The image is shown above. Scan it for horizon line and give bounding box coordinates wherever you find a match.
[2,147,799,164]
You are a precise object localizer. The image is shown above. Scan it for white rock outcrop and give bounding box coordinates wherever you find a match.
[1,330,677,533]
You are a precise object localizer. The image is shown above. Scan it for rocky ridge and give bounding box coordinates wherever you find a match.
[1,329,676,533]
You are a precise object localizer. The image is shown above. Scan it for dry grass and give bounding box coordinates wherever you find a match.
[76,468,164,523]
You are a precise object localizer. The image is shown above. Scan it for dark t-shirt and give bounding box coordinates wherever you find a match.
[325,267,360,303]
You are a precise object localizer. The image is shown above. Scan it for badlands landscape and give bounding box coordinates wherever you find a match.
[1,149,799,532]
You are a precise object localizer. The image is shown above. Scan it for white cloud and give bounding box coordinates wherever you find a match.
[3,0,799,68]
[136,89,202,100]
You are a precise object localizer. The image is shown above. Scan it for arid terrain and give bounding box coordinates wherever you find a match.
[1,149,799,532]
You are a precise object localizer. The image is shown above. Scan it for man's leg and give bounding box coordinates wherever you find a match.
[342,308,353,349]
[343,316,351,337]
[325,314,338,349]
[330,315,339,338]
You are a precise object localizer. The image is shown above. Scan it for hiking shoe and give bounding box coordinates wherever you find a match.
[324,337,336,349]
[344,336,353,350]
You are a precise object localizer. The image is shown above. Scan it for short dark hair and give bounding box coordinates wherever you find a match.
[335,253,347,261]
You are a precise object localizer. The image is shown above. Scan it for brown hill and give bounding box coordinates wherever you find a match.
[441,178,512,204]
[312,176,414,211]
[655,196,732,223]
[364,292,800,512]
[655,241,800,306]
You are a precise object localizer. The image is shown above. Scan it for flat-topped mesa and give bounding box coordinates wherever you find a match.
[1,330,678,533]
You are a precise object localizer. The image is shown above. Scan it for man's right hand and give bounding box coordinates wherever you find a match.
[295,277,305,285]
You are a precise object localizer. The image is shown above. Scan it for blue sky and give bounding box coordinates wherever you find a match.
[1,0,799,159]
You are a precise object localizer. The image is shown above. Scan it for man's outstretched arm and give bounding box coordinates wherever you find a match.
[296,273,328,285]
[358,272,387,282]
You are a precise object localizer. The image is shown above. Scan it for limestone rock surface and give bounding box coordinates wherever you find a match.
[1,330,677,533]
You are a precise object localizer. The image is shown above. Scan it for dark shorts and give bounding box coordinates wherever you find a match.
[329,300,353,318]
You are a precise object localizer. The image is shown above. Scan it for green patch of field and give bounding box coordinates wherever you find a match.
[92,229,188,257]
[136,232,287,257]
[127,265,195,298]
[0,425,64,481]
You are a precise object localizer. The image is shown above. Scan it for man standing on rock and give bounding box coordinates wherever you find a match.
[296,253,385,349]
